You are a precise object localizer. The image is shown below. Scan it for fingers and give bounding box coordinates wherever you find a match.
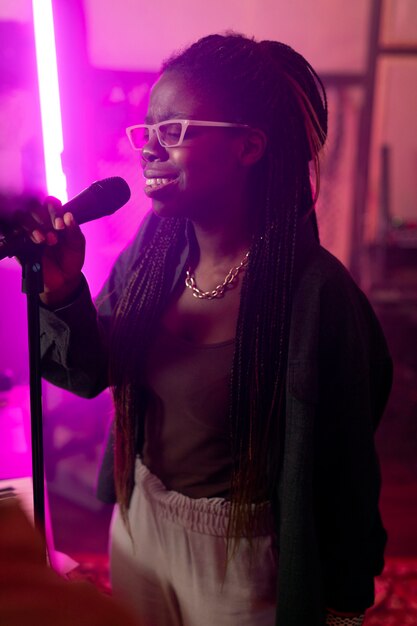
[1,194,80,247]
[31,196,64,245]
[29,198,83,249]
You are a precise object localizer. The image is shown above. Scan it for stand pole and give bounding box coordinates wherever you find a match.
[20,242,47,560]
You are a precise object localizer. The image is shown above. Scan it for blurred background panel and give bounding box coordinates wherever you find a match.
[83,0,370,73]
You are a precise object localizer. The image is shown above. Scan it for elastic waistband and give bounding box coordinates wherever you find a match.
[134,458,275,537]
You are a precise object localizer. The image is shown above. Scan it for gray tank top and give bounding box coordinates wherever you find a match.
[142,326,234,498]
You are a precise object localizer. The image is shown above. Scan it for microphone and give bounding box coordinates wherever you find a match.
[0,177,131,260]
[59,176,131,225]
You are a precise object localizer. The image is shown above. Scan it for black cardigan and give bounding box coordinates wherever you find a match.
[40,213,392,625]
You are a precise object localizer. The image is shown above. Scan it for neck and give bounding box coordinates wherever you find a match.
[191,196,252,267]
[191,220,250,270]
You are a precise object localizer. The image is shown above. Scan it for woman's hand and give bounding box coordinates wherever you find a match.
[12,195,86,307]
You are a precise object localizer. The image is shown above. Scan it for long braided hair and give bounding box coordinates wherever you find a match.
[109,33,328,540]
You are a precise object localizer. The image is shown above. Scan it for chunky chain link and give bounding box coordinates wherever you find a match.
[185,251,250,300]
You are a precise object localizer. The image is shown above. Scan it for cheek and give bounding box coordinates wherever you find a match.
[174,144,239,191]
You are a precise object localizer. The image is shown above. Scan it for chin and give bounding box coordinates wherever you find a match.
[151,199,186,220]
[151,195,201,221]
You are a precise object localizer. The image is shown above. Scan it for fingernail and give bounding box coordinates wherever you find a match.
[54,217,65,230]
[63,212,75,226]
[32,230,45,243]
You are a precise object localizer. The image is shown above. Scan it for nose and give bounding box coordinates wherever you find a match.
[141,131,168,163]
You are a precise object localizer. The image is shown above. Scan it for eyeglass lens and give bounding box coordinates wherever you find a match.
[130,122,183,149]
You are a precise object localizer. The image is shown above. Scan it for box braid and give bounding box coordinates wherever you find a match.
[109,33,328,539]
[109,216,186,523]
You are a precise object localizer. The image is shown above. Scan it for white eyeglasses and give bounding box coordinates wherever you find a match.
[126,118,249,150]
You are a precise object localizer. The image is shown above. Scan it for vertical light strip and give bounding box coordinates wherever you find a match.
[32,0,68,201]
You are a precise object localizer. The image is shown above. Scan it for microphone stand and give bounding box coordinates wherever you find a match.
[14,237,47,562]
[0,176,131,563]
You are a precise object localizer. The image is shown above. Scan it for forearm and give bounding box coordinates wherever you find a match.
[40,276,110,397]
[39,273,84,308]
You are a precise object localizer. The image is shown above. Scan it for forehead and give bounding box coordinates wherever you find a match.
[146,71,224,123]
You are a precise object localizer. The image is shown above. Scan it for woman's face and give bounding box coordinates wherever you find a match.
[139,71,255,222]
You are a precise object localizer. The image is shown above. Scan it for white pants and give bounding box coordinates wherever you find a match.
[110,458,278,626]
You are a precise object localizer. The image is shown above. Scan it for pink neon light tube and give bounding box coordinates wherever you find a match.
[32,0,68,202]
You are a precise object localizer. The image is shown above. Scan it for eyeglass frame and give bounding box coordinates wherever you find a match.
[126,118,250,150]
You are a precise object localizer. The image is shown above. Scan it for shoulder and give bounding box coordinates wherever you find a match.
[313,247,378,326]
[295,244,375,323]
[292,219,364,306]
[290,244,392,425]
[297,244,358,293]
[291,243,390,363]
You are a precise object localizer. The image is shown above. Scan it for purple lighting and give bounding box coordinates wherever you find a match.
[32,0,67,201]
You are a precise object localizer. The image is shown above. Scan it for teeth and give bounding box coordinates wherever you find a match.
[146,177,175,187]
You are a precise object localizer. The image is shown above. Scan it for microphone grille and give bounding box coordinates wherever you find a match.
[63,176,132,225]
[90,177,131,213]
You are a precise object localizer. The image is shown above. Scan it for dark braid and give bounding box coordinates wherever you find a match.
[110,33,328,539]
[109,217,185,522]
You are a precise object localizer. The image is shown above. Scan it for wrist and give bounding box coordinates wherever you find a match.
[40,275,84,308]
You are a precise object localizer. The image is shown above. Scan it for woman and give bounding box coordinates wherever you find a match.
[35,34,391,625]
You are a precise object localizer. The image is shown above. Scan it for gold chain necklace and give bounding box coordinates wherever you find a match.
[185,251,250,300]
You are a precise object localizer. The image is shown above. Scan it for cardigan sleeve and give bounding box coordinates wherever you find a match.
[314,272,392,613]
[40,276,110,398]
[40,211,158,398]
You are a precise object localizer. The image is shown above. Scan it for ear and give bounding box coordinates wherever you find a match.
[238,128,267,167]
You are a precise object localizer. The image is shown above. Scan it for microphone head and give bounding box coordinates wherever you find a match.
[65,176,131,224]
